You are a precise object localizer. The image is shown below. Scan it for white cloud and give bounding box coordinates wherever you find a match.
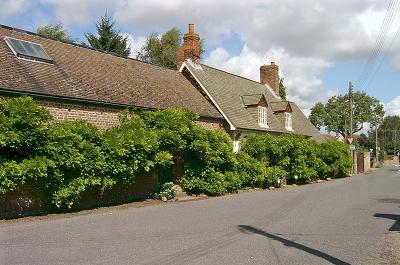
[124,33,146,58]
[0,0,28,18]
[42,0,111,25]
[204,45,331,110]
[385,96,400,116]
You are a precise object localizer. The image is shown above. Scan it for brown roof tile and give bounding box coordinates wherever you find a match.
[0,25,222,119]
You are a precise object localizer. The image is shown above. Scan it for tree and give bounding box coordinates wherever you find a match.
[279,78,287,100]
[309,91,385,138]
[85,13,130,57]
[377,115,400,155]
[309,102,325,130]
[37,23,73,42]
[137,28,205,69]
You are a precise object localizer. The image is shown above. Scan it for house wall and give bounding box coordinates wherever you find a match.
[0,172,159,219]
[1,95,223,130]
[38,100,121,129]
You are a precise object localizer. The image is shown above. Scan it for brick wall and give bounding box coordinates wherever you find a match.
[37,100,222,131]
[0,172,159,219]
[38,100,120,129]
[195,119,223,130]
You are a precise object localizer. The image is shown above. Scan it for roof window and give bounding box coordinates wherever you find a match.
[5,37,53,64]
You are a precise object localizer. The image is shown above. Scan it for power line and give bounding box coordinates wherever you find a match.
[356,0,399,88]
[355,0,400,89]
[365,13,400,89]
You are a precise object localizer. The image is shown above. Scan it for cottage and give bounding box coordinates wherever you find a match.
[0,24,223,130]
[0,23,324,152]
[176,24,326,151]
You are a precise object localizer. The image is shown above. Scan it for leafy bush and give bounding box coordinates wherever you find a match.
[319,141,352,178]
[154,182,176,200]
[0,97,53,194]
[0,97,354,210]
[181,126,236,195]
[45,120,111,208]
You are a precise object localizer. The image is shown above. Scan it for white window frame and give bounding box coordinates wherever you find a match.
[258,106,268,128]
[285,112,293,130]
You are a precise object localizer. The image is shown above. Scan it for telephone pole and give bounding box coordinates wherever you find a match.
[349,81,356,174]
[349,81,353,141]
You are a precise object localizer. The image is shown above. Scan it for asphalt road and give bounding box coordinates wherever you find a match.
[1,166,400,265]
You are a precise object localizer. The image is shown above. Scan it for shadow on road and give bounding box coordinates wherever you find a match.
[374,213,400,232]
[237,225,350,265]
[376,198,400,204]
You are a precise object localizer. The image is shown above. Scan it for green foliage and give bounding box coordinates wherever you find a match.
[154,182,176,200]
[377,115,400,155]
[103,116,167,184]
[181,126,237,195]
[309,92,385,138]
[37,23,73,42]
[318,141,352,178]
[137,28,182,69]
[137,27,205,69]
[279,78,287,100]
[85,13,131,57]
[46,120,111,208]
[0,97,52,158]
[1,97,354,209]
[241,133,352,182]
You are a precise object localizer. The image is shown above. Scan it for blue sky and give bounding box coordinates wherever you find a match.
[1,0,399,115]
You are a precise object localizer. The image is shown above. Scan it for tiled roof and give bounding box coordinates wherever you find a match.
[184,61,326,142]
[271,101,290,112]
[184,63,286,133]
[0,25,222,119]
[241,94,263,106]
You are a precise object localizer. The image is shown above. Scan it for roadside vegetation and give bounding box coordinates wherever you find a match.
[0,97,352,209]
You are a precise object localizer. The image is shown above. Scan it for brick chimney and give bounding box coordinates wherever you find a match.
[260,62,280,96]
[176,24,201,69]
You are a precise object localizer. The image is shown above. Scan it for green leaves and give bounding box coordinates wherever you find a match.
[137,27,205,69]
[309,91,385,138]
[85,13,131,57]
[37,23,73,42]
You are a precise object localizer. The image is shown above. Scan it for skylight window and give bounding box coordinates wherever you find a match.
[5,37,53,63]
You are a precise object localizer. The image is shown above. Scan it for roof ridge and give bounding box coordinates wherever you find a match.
[0,24,175,72]
[200,63,266,86]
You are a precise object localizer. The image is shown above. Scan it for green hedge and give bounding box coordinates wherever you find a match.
[0,97,353,207]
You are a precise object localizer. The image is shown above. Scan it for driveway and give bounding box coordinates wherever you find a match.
[1,166,399,265]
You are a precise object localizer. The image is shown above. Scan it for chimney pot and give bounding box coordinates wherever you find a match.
[189,24,195,33]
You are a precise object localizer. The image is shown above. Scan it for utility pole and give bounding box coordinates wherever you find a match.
[375,125,378,164]
[349,81,353,141]
[349,81,356,174]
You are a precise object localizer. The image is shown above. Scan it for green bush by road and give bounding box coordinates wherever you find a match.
[0,97,352,208]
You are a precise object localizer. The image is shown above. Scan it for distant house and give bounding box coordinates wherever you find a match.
[0,24,325,153]
[176,24,326,150]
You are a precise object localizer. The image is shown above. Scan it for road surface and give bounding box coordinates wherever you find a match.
[1,166,399,264]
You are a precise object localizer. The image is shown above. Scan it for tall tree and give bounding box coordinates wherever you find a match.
[37,23,73,42]
[376,115,400,155]
[279,78,287,100]
[85,13,130,57]
[309,91,385,138]
[137,28,205,69]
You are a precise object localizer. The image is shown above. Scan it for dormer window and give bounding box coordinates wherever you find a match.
[285,112,293,130]
[258,106,268,127]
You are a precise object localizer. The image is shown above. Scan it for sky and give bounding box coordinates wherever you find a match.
[1,0,399,117]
